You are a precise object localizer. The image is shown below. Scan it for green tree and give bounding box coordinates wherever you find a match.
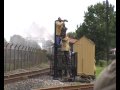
[75,1,116,60]
[67,32,77,39]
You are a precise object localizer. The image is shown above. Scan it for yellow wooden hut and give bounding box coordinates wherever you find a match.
[73,36,95,76]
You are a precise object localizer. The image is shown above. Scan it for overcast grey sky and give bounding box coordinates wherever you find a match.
[4,0,116,42]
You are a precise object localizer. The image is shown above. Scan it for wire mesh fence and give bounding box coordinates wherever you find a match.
[4,43,49,73]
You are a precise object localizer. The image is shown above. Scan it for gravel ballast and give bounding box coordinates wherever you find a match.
[4,75,94,90]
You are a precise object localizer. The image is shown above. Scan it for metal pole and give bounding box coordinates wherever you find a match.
[24,46,27,69]
[32,48,34,67]
[18,45,21,69]
[5,43,9,72]
[21,46,24,69]
[26,46,29,69]
[29,47,32,68]
[36,49,38,66]
[28,47,30,69]
[106,0,109,65]
[35,48,37,66]
[9,44,13,71]
[54,20,57,78]
[4,45,5,72]
[14,45,17,70]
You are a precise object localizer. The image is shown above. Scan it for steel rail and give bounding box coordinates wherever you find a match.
[32,83,94,90]
[4,68,50,84]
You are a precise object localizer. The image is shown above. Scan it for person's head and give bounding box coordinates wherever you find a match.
[58,17,62,21]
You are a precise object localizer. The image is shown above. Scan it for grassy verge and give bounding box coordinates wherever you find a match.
[96,65,106,78]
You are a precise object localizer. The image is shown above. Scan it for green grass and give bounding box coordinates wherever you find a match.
[96,66,106,78]
[95,60,109,78]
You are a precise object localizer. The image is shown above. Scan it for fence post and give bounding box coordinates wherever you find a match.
[33,48,36,66]
[34,48,37,66]
[31,47,34,67]
[17,45,21,69]
[4,43,9,73]
[28,47,31,69]
[31,47,33,68]
[39,50,42,64]
[9,44,13,72]
[36,49,39,65]
[29,47,32,68]
[14,45,18,70]
[24,46,27,69]
[21,46,24,69]
[4,45,6,72]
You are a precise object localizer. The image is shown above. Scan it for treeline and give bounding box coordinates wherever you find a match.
[4,34,54,52]
[68,1,116,60]
[4,35,41,49]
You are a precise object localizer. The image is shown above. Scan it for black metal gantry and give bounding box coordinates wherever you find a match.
[52,19,77,80]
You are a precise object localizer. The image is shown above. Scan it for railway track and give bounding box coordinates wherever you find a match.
[4,68,50,84]
[32,83,94,90]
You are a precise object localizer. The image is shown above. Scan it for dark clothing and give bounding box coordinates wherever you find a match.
[63,51,72,77]
[60,24,67,39]
[55,35,61,46]
[64,51,70,67]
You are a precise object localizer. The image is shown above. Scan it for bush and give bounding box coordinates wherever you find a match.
[96,60,107,67]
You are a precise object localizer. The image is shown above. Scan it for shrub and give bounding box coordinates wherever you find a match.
[99,60,107,67]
